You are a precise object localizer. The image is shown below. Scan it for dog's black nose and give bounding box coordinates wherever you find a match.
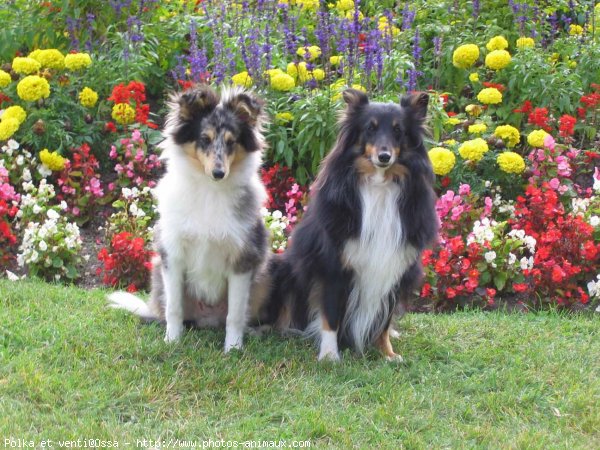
[378,152,391,163]
[212,169,225,179]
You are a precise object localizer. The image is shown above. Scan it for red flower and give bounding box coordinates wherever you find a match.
[528,107,552,132]
[513,100,533,114]
[105,122,117,133]
[513,283,528,293]
[558,114,576,137]
[482,81,505,92]
[446,287,457,299]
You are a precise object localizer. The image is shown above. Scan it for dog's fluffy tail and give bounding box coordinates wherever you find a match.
[108,292,158,321]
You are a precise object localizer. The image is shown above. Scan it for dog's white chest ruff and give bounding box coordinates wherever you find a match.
[156,172,254,304]
[342,175,417,350]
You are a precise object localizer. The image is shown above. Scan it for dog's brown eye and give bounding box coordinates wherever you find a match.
[200,135,211,146]
[393,125,402,135]
[367,123,377,133]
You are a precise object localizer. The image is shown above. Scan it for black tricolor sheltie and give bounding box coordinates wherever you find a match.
[255,89,439,361]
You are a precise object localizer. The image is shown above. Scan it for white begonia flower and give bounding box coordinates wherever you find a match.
[47,209,60,220]
[590,216,599,227]
[22,168,32,182]
[38,164,52,178]
[272,210,283,220]
[7,139,19,150]
[16,155,24,166]
[60,201,68,210]
[30,250,39,263]
[508,253,517,265]
[485,251,497,263]
[32,204,42,215]
[39,240,48,251]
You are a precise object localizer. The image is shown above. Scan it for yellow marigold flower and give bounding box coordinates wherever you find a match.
[79,87,99,108]
[477,87,502,105]
[486,35,509,51]
[31,49,65,70]
[345,9,364,21]
[494,125,521,147]
[378,16,400,37]
[0,118,19,141]
[64,53,92,71]
[287,62,317,83]
[336,0,354,12]
[39,148,67,171]
[485,50,512,70]
[452,44,480,69]
[516,37,535,49]
[12,57,41,75]
[458,138,489,162]
[0,70,11,87]
[527,129,549,148]
[296,0,319,11]
[444,139,457,146]
[469,72,479,82]
[296,45,322,61]
[465,104,482,117]
[330,56,342,66]
[569,24,584,35]
[428,147,456,176]
[351,83,366,92]
[16,75,51,102]
[265,68,285,79]
[497,151,525,174]
[468,123,487,134]
[311,68,325,81]
[275,112,294,124]
[1,105,27,125]
[231,71,253,88]
[445,117,461,126]
[111,103,136,125]
[271,73,296,91]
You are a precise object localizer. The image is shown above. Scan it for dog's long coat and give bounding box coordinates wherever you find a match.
[109,85,269,352]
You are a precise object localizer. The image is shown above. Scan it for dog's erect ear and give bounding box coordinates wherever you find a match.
[223,90,265,127]
[342,88,369,110]
[177,85,219,121]
[400,91,429,120]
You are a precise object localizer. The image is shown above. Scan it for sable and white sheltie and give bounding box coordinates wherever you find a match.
[255,89,439,361]
[108,85,270,352]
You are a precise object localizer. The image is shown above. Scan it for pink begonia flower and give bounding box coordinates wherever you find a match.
[556,156,571,177]
[135,149,144,162]
[567,148,579,159]
[549,178,560,190]
[0,167,8,177]
[108,182,116,191]
[109,146,118,159]
[114,163,124,173]
[72,207,80,216]
[459,183,471,196]
[132,129,142,142]
[543,134,555,151]
[125,149,132,158]
[558,184,569,195]
[126,170,135,178]
[450,205,464,221]
[483,197,492,217]
[120,138,130,146]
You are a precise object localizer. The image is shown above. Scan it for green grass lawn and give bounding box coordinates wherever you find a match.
[1,279,599,449]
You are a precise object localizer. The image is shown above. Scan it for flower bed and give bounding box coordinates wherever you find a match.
[0,1,598,309]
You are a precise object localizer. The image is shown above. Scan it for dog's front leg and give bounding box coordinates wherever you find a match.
[163,258,185,343]
[225,271,252,352]
[318,277,345,361]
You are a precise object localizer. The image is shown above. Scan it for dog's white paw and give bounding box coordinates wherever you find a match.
[224,330,244,353]
[385,353,404,363]
[164,323,183,343]
[389,328,400,339]
[318,350,341,362]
